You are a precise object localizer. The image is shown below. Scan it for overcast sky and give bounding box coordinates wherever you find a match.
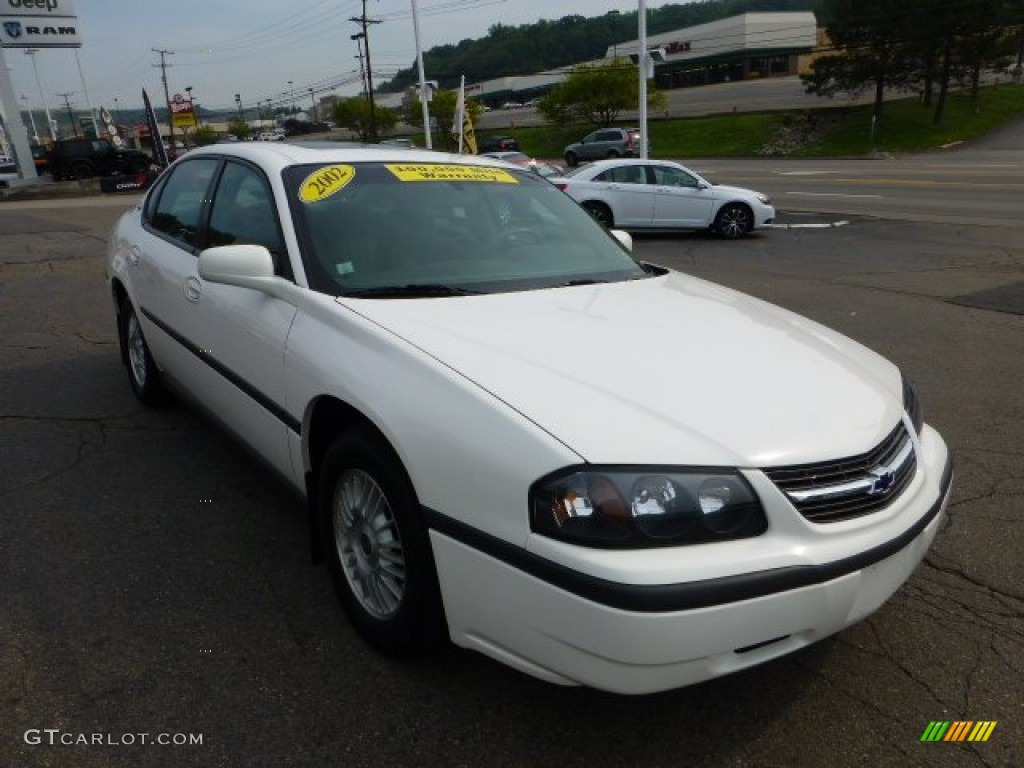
[3,0,681,118]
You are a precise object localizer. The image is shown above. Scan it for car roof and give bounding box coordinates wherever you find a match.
[179,143,518,174]
[578,158,681,171]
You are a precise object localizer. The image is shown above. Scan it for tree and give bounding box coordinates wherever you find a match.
[333,97,398,142]
[923,0,1018,123]
[539,58,665,127]
[227,120,251,141]
[801,0,913,127]
[403,89,482,150]
[191,125,219,146]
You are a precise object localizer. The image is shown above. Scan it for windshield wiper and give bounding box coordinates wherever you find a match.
[557,278,611,287]
[342,283,484,298]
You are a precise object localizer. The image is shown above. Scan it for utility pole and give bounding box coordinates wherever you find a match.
[57,92,77,137]
[349,0,381,140]
[351,33,368,99]
[152,48,175,157]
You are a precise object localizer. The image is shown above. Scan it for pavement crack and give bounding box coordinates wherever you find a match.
[864,618,958,711]
[923,554,1024,604]
[0,417,108,496]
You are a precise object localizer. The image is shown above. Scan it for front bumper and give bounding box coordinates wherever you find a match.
[428,430,951,695]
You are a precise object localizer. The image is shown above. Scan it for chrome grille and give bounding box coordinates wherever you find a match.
[762,422,917,523]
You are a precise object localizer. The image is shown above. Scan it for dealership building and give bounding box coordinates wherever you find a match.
[609,12,820,90]
[393,11,822,108]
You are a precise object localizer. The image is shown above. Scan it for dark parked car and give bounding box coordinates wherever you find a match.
[477,135,519,153]
[563,127,642,167]
[47,138,151,181]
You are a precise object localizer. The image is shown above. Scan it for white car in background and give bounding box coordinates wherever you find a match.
[106,143,951,694]
[555,158,775,238]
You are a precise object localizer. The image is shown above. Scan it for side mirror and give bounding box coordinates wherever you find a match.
[198,244,297,303]
[610,229,633,252]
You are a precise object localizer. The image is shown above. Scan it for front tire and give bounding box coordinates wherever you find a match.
[120,300,167,405]
[564,151,578,168]
[714,203,753,239]
[319,430,443,656]
[70,160,94,180]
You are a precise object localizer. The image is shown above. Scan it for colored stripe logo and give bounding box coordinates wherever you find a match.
[921,721,997,742]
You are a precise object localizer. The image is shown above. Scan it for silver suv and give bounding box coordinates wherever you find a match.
[563,127,642,167]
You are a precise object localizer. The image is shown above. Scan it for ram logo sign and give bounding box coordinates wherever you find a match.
[1,0,79,47]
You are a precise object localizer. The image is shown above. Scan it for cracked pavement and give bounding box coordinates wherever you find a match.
[1,197,1021,767]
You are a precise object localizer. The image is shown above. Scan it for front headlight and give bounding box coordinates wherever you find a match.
[530,468,767,548]
[756,193,771,205]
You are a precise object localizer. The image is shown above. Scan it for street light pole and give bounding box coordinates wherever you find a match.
[235,93,242,121]
[411,0,432,149]
[638,0,648,159]
[309,88,317,122]
[21,94,39,143]
[25,49,55,142]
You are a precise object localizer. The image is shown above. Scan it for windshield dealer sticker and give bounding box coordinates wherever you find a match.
[385,164,518,184]
[299,165,356,203]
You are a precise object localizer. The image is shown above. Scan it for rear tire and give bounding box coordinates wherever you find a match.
[319,429,444,656]
[582,201,614,228]
[605,149,621,159]
[120,299,167,405]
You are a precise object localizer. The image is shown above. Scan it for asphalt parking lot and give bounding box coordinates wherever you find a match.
[1,193,1021,767]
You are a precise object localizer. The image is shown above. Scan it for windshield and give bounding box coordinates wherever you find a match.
[285,161,650,297]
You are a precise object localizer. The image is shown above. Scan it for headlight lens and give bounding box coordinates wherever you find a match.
[531,468,767,548]
[756,193,771,205]
[902,372,924,434]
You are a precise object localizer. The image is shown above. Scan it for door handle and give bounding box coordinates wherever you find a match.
[183,276,202,303]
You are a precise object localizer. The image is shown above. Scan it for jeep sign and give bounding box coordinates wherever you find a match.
[1,0,79,47]
[3,0,77,17]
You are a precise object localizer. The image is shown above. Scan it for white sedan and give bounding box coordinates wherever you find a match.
[554,158,776,238]
[106,143,951,694]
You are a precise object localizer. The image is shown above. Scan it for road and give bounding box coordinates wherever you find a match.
[1,152,1022,767]
[689,150,1024,227]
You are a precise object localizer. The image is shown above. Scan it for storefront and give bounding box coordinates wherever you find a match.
[608,12,819,91]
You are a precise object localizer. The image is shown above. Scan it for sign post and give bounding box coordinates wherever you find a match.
[1,0,82,183]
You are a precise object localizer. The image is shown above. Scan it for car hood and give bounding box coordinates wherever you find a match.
[711,183,764,200]
[340,273,902,467]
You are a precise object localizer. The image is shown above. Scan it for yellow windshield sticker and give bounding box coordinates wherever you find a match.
[385,164,519,184]
[299,165,356,203]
